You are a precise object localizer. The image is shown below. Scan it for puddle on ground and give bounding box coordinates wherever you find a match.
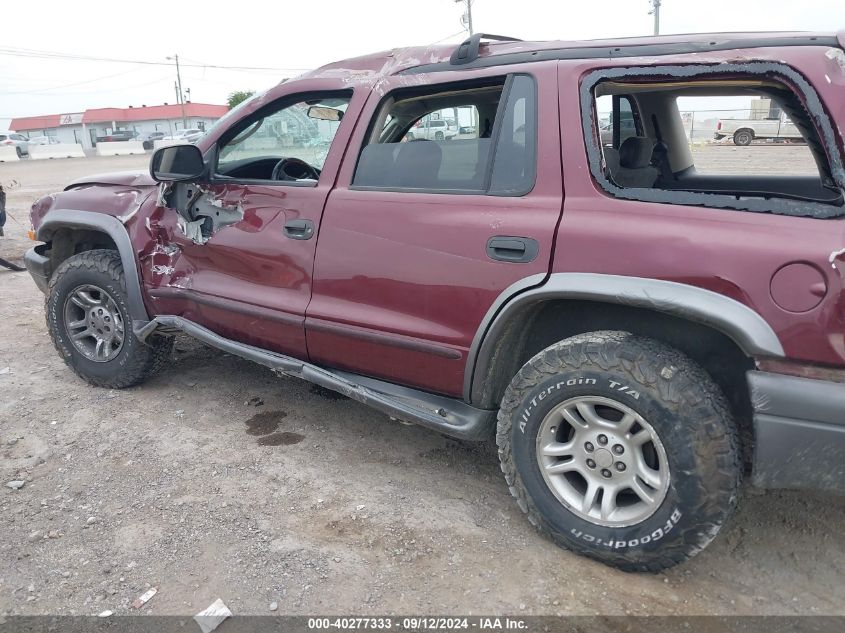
[258,432,305,447]
[244,410,287,436]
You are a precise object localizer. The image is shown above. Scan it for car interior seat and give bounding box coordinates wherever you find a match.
[393,140,443,188]
[604,136,659,188]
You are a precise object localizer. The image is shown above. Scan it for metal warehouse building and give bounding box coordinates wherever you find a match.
[10,103,229,149]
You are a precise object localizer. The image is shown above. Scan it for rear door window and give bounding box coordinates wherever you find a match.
[583,65,845,217]
[488,74,537,195]
[353,74,537,196]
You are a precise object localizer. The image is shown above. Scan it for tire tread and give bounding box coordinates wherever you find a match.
[496,330,741,572]
[46,249,173,389]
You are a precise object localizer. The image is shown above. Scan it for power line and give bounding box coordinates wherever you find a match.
[2,67,145,95]
[0,46,310,73]
[428,29,467,45]
[3,74,174,98]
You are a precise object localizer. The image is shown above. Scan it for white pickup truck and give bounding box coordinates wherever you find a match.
[714,117,803,145]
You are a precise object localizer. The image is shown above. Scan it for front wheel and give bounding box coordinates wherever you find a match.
[46,249,173,388]
[496,331,740,572]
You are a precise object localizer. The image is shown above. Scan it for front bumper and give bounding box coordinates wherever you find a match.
[24,244,51,294]
[748,370,845,493]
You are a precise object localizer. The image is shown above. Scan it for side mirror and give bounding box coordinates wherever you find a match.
[150,144,204,182]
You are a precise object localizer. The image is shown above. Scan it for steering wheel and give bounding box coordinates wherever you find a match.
[271,157,320,181]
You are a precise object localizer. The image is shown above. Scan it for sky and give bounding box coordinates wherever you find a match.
[2,0,844,129]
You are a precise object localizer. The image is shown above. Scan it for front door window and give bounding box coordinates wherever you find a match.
[217,96,350,179]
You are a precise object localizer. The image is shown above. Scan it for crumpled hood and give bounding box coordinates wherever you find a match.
[65,170,156,190]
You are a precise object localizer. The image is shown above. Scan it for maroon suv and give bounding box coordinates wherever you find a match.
[24,31,845,571]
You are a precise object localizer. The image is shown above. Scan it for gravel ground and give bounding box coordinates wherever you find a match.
[1,150,843,617]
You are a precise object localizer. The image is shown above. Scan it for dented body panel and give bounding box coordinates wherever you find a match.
[138,76,371,358]
[24,30,845,492]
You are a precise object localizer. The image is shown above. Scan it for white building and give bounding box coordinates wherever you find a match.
[10,102,229,149]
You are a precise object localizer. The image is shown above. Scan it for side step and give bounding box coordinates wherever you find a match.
[139,315,495,441]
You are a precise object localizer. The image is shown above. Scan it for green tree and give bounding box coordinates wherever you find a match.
[227,90,255,109]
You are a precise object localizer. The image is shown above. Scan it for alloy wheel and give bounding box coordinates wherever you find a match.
[535,395,670,527]
[63,284,126,362]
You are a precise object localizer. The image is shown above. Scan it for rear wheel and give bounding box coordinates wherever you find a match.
[16,146,23,158]
[733,129,753,146]
[46,249,173,388]
[496,331,740,572]
[435,131,445,140]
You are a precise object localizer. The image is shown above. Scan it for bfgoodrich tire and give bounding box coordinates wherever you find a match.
[46,249,173,388]
[496,331,740,572]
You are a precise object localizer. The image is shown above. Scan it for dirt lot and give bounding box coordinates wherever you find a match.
[1,148,843,618]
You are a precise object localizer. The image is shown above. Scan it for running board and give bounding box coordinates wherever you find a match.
[139,315,495,441]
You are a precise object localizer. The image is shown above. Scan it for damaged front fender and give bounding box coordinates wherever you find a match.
[35,209,152,332]
[158,182,245,245]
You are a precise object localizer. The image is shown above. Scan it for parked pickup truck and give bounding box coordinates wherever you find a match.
[715,116,803,145]
[24,30,845,572]
[95,130,139,143]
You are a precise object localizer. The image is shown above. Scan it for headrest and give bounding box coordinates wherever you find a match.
[396,139,442,172]
[618,136,654,169]
[394,140,443,188]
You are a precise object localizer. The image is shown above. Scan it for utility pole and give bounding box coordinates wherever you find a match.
[455,0,475,133]
[167,54,188,129]
[649,0,661,35]
[455,0,473,36]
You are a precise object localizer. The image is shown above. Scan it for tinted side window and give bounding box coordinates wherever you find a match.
[489,75,537,195]
[353,74,536,197]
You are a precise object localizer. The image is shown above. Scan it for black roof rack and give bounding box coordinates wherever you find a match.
[407,34,838,76]
[450,33,523,66]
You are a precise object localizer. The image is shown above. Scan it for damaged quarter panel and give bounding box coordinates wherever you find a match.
[556,46,845,368]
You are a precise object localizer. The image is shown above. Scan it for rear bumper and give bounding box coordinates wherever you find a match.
[24,244,51,294]
[748,370,845,493]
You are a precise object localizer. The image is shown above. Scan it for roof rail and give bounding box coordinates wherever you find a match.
[450,33,523,66]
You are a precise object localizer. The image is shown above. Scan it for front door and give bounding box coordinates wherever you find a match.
[144,86,362,358]
[306,62,563,398]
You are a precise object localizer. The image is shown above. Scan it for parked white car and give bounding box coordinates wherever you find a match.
[162,128,204,143]
[406,118,458,141]
[0,131,30,157]
[28,136,60,146]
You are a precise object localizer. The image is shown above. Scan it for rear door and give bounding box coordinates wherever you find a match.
[306,62,563,398]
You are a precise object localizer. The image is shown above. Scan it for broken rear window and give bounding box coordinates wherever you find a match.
[583,63,845,218]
